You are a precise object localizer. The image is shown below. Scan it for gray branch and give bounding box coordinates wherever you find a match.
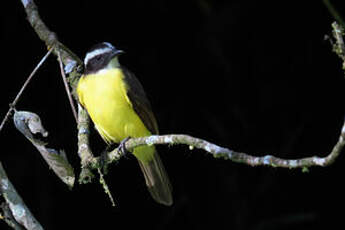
[13,111,75,188]
[19,0,91,183]
[100,123,344,169]
[0,162,44,230]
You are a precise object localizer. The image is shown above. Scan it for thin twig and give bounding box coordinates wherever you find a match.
[57,50,78,124]
[323,0,345,30]
[97,168,116,207]
[0,47,54,133]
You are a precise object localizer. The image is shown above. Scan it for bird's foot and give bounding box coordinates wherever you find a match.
[119,137,131,157]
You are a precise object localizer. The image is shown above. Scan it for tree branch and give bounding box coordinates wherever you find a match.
[77,104,95,183]
[331,21,345,72]
[92,122,343,169]
[20,0,82,68]
[0,162,44,230]
[19,0,93,182]
[13,111,75,188]
[0,202,25,230]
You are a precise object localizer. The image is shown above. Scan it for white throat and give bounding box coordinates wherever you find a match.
[107,57,120,69]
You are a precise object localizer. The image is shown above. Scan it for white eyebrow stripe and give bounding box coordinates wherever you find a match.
[84,47,112,65]
[103,42,114,49]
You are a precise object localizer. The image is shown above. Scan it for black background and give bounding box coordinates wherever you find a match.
[1,1,345,229]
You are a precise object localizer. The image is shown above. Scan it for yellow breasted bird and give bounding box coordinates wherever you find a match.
[77,42,172,205]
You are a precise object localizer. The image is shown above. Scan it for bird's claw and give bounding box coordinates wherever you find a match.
[119,137,131,157]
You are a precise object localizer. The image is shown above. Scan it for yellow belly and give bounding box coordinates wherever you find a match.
[77,68,154,162]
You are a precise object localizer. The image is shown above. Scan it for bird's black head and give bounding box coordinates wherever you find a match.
[84,42,124,74]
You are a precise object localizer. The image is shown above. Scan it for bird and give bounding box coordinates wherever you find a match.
[76,42,172,206]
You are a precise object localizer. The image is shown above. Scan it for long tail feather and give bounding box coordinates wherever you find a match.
[138,151,173,206]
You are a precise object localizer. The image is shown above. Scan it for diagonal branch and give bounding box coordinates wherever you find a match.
[20,0,93,182]
[20,0,82,68]
[0,162,44,230]
[0,202,25,230]
[13,111,75,188]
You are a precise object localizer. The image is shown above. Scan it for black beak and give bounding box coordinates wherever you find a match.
[111,49,124,58]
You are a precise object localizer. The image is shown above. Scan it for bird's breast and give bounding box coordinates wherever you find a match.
[77,68,149,143]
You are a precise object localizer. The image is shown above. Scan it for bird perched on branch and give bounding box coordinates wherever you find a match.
[77,42,173,206]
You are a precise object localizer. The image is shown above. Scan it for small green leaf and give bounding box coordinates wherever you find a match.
[302,167,309,173]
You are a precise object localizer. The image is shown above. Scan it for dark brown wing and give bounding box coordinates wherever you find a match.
[121,67,159,135]
[122,67,173,206]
